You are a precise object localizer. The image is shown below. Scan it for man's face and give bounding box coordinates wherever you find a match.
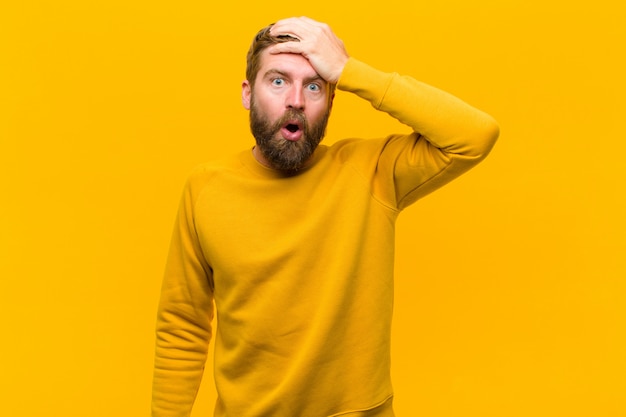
[242,51,332,171]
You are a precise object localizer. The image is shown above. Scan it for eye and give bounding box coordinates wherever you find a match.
[307,83,321,92]
[271,78,284,86]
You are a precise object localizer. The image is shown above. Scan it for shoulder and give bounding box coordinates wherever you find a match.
[324,135,417,163]
[326,137,381,157]
[188,152,247,179]
[181,151,248,196]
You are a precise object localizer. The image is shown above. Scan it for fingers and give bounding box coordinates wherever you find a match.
[269,16,322,41]
[269,16,334,52]
[267,41,303,56]
[267,16,340,57]
[266,16,349,84]
[267,17,317,57]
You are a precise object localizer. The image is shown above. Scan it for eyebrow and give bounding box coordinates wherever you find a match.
[263,69,325,84]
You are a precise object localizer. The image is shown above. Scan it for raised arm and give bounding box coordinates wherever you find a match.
[268,16,498,158]
[267,17,499,207]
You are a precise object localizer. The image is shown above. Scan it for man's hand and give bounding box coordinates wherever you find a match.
[268,17,349,84]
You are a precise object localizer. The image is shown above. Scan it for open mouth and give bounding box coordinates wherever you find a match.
[285,123,300,133]
[281,120,304,141]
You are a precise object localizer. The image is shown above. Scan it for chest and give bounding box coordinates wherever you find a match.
[193,164,391,273]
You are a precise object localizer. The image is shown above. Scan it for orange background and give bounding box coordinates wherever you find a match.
[1,1,624,416]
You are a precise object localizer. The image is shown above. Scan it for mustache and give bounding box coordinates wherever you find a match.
[272,109,307,133]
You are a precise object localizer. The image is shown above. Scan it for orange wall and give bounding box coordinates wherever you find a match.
[1,1,624,416]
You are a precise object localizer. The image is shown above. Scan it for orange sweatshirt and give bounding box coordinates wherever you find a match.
[152,57,499,417]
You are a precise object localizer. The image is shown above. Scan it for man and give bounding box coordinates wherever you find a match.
[152,16,499,417]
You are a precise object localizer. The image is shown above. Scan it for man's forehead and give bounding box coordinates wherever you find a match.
[258,50,320,79]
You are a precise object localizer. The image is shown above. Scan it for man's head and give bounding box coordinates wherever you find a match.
[242,23,335,172]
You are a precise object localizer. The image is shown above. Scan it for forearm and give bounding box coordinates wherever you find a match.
[152,294,213,417]
[337,57,499,159]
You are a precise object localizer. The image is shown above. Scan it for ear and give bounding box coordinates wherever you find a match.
[242,80,251,110]
[325,90,335,114]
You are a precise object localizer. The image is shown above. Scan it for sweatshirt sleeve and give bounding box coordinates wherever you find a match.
[152,169,215,417]
[337,58,500,209]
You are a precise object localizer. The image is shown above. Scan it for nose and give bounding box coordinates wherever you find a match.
[286,84,305,110]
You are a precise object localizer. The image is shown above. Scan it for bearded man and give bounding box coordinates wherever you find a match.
[152,16,499,417]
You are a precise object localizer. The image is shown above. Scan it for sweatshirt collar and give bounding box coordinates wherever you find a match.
[239,145,327,179]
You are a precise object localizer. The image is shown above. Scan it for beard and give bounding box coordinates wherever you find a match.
[249,99,330,172]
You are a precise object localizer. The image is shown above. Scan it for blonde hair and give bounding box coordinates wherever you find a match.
[245,24,292,87]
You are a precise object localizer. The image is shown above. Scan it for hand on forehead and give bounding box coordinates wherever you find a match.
[267,16,349,84]
[269,16,323,41]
